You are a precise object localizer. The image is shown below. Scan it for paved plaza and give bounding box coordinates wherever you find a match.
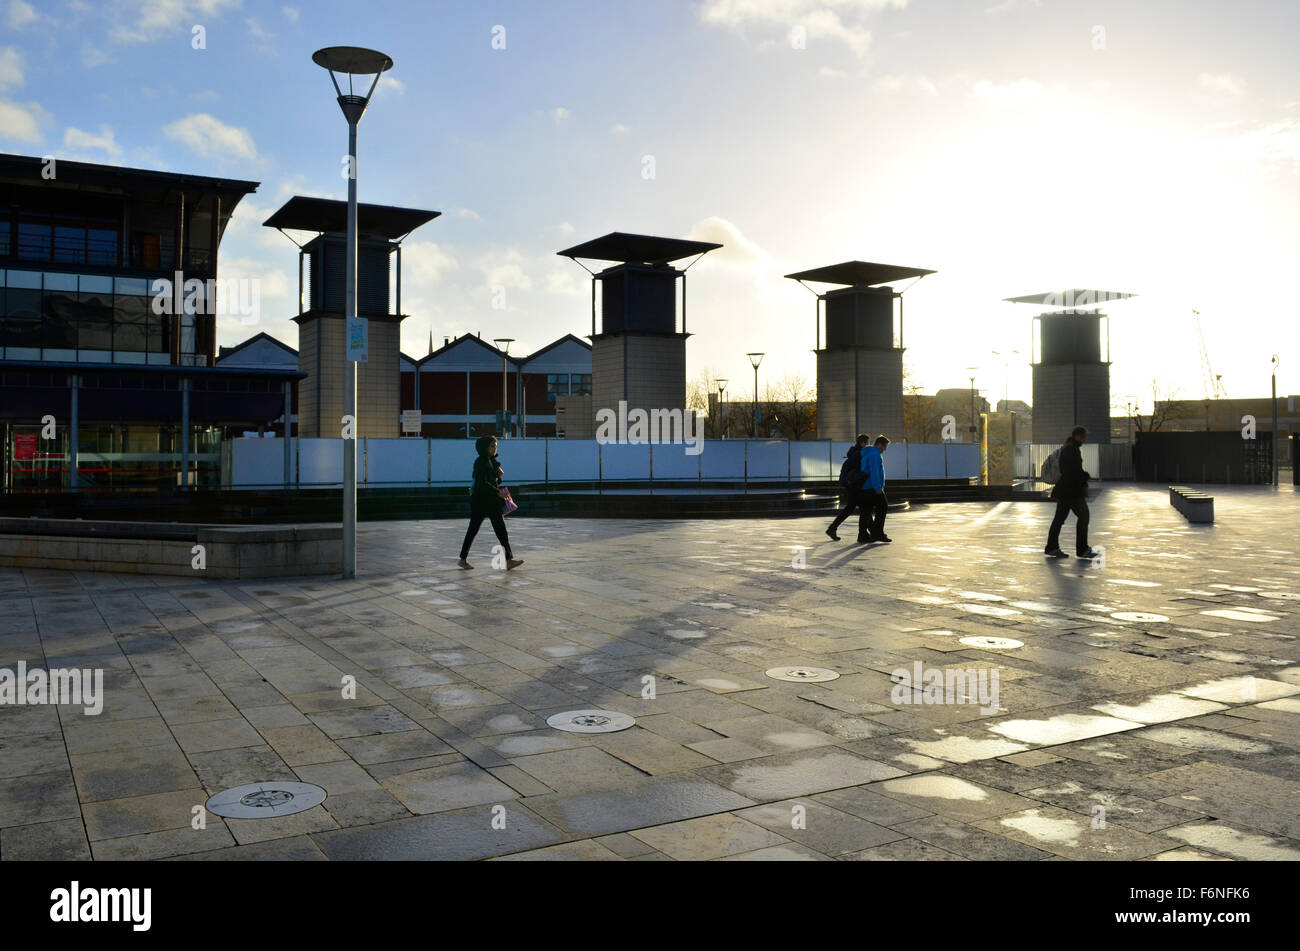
[2,484,1299,861]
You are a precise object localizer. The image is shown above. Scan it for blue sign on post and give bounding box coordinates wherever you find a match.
[346,317,369,363]
[754,409,761,422]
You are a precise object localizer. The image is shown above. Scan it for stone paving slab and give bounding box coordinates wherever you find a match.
[2,485,1299,860]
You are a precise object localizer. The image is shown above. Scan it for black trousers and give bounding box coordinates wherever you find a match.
[860,489,887,539]
[829,487,862,533]
[1046,496,1089,554]
[460,509,512,560]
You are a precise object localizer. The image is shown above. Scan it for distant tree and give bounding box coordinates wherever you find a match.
[902,363,942,442]
[1133,380,1184,434]
[772,372,816,440]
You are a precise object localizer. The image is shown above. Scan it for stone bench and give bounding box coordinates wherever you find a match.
[1169,486,1214,524]
[0,518,341,579]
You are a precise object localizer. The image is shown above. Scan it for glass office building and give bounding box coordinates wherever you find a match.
[0,153,302,491]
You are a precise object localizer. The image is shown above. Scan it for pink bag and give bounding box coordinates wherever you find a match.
[500,488,518,515]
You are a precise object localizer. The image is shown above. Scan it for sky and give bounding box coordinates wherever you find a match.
[2,0,1298,412]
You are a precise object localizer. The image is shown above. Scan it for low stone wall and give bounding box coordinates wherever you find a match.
[0,519,341,579]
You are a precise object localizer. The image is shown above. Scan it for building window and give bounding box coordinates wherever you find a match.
[572,374,592,396]
[17,222,51,261]
[546,373,569,402]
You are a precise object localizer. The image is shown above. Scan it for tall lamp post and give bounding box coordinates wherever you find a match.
[747,353,764,437]
[313,45,393,580]
[991,349,1020,411]
[1272,354,1280,487]
[966,368,979,442]
[716,379,728,439]
[493,338,515,437]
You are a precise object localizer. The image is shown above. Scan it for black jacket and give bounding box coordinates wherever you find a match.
[1051,439,1091,500]
[470,454,505,514]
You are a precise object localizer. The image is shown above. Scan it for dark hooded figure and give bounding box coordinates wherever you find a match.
[458,436,522,570]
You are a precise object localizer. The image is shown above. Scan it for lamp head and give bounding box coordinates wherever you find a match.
[747,352,764,369]
[313,46,393,124]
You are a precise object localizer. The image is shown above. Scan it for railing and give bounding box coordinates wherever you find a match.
[227,438,983,489]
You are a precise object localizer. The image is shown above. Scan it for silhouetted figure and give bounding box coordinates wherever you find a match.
[1045,426,1100,559]
[827,433,870,540]
[458,436,523,570]
[859,435,891,543]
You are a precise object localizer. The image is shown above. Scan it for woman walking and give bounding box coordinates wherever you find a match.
[458,436,523,570]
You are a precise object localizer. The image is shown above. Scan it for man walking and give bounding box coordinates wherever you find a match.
[1045,426,1101,560]
[859,435,891,543]
[827,434,870,540]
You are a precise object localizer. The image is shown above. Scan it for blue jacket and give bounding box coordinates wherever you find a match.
[860,445,886,491]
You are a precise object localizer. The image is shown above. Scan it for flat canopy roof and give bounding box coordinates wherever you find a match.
[0,152,259,197]
[784,261,935,287]
[557,232,722,266]
[1004,290,1136,306]
[263,196,439,240]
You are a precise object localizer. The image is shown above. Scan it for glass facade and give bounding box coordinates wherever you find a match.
[4,422,222,490]
[0,270,195,364]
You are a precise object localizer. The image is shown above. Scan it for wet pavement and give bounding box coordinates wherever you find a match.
[1,484,1298,861]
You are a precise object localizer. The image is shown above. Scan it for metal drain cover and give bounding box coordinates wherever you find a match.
[766,666,840,683]
[546,710,636,733]
[1258,591,1300,601]
[957,636,1024,650]
[1111,612,1170,623]
[205,782,327,819]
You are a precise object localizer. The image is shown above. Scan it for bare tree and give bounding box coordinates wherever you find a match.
[770,372,816,440]
[902,363,942,442]
[1132,379,1184,434]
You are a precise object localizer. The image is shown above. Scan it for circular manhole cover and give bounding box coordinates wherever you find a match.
[1258,591,1300,601]
[957,636,1025,650]
[205,782,327,819]
[546,710,636,733]
[1111,612,1170,623]
[765,666,840,683]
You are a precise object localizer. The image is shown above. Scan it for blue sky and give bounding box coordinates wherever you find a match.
[3,0,1298,410]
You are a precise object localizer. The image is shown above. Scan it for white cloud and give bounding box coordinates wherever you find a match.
[373,75,405,99]
[0,97,50,143]
[282,5,299,22]
[455,208,480,220]
[873,72,937,95]
[986,0,1041,14]
[1197,72,1247,98]
[545,268,584,296]
[82,41,113,68]
[549,106,570,123]
[244,17,275,44]
[0,46,23,90]
[7,0,37,29]
[1230,117,1300,177]
[64,123,122,156]
[971,77,1062,106]
[819,66,847,78]
[555,221,575,236]
[611,123,630,134]
[110,0,242,44]
[404,241,458,285]
[697,0,908,57]
[685,216,769,268]
[162,113,259,161]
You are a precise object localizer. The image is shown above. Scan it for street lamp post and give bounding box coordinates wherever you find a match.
[1272,354,1281,486]
[747,353,764,438]
[494,338,515,437]
[313,46,393,581]
[991,349,1019,411]
[966,369,978,442]
[717,379,728,439]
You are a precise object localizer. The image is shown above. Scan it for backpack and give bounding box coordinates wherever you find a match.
[840,446,866,487]
[1040,447,1062,484]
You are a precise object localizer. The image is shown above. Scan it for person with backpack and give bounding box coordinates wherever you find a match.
[826,433,870,541]
[1044,426,1100,559]
[859,435,892,543]
[458,435,523,570]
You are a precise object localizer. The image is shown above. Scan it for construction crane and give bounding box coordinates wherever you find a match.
[1193,310,1228,400]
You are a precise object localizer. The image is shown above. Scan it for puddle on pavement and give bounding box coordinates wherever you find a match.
[1200,609,1278,623]
[998,809,1083,847]
[1176,676,1300,703]
[990,713,1140,745]
[697,677,745,691]
[664,629,708,640]
[1111,612,1171,623]
[1107,579,1161,587]
[956,591,1007,601]
[1164,824,1300,860]
[961,605,1022,617]
[897,734,1029,763]
[1090,693,1227,724]
[1138,726,1272,754]
[879,774,989,801]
